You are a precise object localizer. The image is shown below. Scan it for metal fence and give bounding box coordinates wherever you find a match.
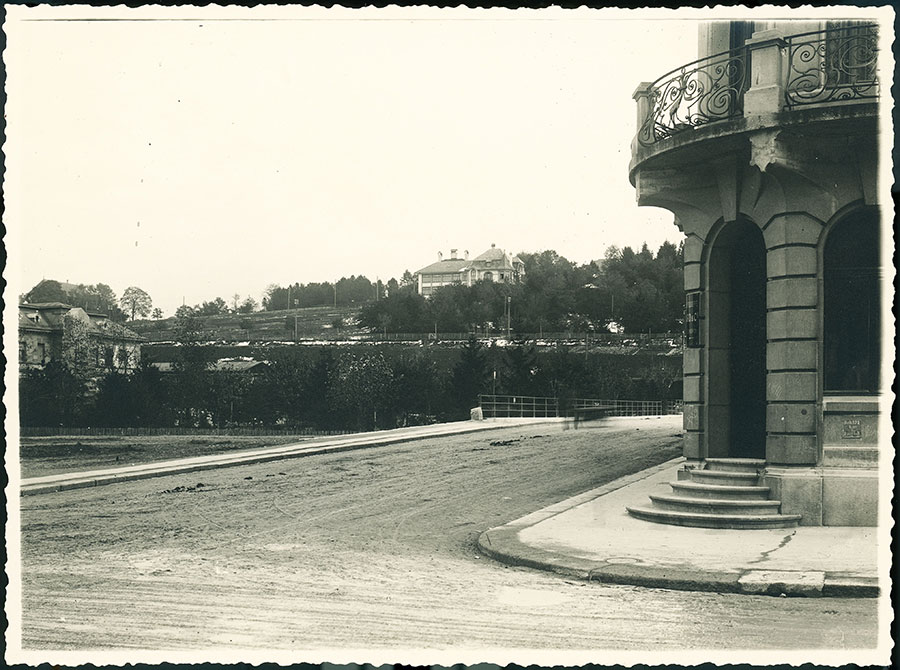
[571,398,683,417]
[357,332,682,346]
[20,426,354,438]
[479,394,683,419]
[478,395,560,418]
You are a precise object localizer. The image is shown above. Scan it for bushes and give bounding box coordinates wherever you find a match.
[20,345,681,430]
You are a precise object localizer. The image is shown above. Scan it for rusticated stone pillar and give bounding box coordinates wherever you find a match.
[681,234,704,461]
[763,212,823,466]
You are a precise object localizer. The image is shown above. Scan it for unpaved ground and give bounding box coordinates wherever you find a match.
[16,417,878,653]
[19,434,314,478]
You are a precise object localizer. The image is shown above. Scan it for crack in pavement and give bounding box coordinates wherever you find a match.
[748,530,796,564]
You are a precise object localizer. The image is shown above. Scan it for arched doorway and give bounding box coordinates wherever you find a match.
[823,208,880,393]
[706,219,767,458]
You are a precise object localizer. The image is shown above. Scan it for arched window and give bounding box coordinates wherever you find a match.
[823,208,880,393]
[483,271,493,282]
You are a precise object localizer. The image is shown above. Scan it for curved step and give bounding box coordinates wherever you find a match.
[704,457,766,473]
[649,493,781,516]
[670,481,771,500]
[690,470,761,486]
[626,506,801,529]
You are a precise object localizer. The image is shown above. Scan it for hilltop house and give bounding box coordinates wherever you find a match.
[414,244,525,297]
[626,19,885,527]
[19,302,144,375]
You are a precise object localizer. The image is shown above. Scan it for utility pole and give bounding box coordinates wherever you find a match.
[333,283,337,307]
[506,295,511,339]
[287,284,291,312]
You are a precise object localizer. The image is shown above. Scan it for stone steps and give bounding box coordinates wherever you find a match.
[689,469,762,486]
[625,506,803,529]
[669,481,771,500]
[704,457,766,472]
[626,457,802,529]
[648,493,781,515]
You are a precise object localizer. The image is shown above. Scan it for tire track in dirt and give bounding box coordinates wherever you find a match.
[17,418,878,651]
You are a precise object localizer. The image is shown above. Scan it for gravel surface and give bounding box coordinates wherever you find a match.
[16,417,878,655]
[19,434,313,478]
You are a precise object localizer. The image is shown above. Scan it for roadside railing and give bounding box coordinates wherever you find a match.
[20,426,354,438]
[478,394,683,419]
[478,395,559,418]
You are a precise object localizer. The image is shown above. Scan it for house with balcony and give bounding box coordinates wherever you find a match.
[414,244,525,297]
[624,19,887,528]
[19,302,144,376]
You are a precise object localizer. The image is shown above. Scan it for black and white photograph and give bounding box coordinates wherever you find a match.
[3,3,894,666]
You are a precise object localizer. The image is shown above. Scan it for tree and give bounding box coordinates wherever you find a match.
[327,350,393,430]
[19,361,87,426]
[170,310,212,426]
[238,296,258,314]
[503,344,539,396]
[198,297,228,316]
[120,286,153,320]
[23,280,68,305]
[151,308,164,320]
[61,310,98,381]
[450,336,490,417]
[174,304,195,319]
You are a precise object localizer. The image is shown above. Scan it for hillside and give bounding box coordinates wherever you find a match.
[129,305,364,342]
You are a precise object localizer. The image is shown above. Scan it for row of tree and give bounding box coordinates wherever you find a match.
[261,274,410,311]
[24,241,682,334]
[21,281,157,322]
[20,338,680,431]
[359,242,684,336]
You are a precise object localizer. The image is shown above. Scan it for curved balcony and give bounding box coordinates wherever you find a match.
[636,47,750,148]
[630,24,880,177]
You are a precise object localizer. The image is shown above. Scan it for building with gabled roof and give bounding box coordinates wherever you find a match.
[18,302,144,375]
[414,244,525,297]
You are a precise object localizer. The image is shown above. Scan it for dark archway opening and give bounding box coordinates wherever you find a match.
[707,219,766,459]
[728,222,767,458]
[824,208,880,393]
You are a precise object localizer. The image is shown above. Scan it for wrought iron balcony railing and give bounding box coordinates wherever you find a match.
[636,24,880,147]
[637,47,750,147]
[784,24,879,108]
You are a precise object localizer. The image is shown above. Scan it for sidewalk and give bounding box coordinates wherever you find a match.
[478,458,881,598]
[20,417,564,496]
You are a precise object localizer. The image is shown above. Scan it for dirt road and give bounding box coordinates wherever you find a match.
[15,417,878,654]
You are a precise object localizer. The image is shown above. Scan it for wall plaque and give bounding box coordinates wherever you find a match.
[685,291,701,348]
[842,418,862,439]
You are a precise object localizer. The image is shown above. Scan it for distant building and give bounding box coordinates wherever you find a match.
[18,302,143,375]
[414,244,525,297]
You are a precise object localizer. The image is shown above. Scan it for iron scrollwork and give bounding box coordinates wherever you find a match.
[637,48,749,147]
[785,24,879,107]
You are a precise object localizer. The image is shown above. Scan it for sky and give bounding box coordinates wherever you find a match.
[2,5,850,316]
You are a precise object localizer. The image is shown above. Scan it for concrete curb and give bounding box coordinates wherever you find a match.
[21,419,563,496]
[476,459,880,599]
